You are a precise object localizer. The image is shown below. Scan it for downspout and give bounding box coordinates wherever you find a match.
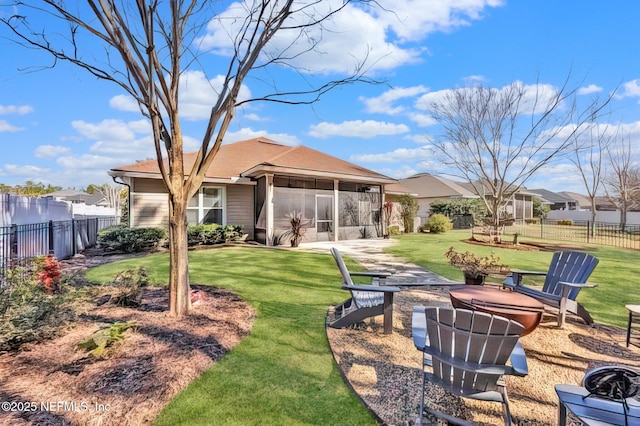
[111,176,131,227]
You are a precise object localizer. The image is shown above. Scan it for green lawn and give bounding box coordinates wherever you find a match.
[386,231,640,328]
[86,247,376,426]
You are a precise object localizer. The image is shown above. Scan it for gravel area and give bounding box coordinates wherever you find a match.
[327,287,640,425]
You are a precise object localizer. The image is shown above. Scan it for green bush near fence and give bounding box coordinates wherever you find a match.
[97,226,166,253]
[558,220,574,226]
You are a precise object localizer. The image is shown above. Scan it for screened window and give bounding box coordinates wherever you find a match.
[187,187,224,225]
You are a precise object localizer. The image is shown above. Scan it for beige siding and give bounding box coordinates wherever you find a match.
[132,192,169,228]
[133,178,166,193]
[131,178,168,227]
[226,185,254,240]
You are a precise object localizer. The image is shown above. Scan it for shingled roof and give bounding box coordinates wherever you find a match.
[109,137,394,184]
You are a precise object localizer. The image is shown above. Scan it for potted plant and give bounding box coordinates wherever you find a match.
[445,247,509,285]
[279,211,312,247]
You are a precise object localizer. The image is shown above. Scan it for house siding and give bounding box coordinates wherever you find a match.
[226,185,255,240]
[131,178,169,228]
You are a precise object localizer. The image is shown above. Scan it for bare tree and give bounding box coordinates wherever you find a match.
[603,132,640,230]
[427,79,612,242]
[97,183,125,225]
[570,123,612,236]
[2,1,378,317]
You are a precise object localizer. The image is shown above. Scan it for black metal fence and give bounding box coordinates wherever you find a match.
[0,217,116,279]
[507,219,640,250]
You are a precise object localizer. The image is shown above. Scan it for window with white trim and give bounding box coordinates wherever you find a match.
[187,187,225,225]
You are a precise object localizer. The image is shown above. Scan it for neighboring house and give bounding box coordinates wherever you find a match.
[385,173,477,219]
[48,189,109,206]
[529,189,578,211]
[386,173,536,222]
[109,138,396,245]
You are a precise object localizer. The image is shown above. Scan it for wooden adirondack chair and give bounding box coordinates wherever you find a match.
[412,306,528,426]
[503,250,599,327]
[328,247,400,333]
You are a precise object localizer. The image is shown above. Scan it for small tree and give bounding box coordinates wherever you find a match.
[532,197,550,219]
[603,132,640,230]
[398,194,419,233]
[427,80,613,242]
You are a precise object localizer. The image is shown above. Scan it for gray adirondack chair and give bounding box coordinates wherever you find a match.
[328,247,400,333]
[412,306,528,426]
[556,383,640,426]
[503,250,599,327]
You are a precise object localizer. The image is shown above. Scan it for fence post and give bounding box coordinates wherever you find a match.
[9,224,18,260]
[48,220,55,255]
[540,219,543,239]
[586,221,590,243]
[72,219,77,256]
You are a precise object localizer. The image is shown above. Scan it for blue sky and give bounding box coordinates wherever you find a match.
[1,0,639,194]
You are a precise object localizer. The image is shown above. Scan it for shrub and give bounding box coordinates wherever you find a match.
[0,262,75,351]
[187,224,244,246]
[102,267,150,307]
[525,218,540,224]
[558,220,574,226]
[76,321,136,358]
[38,255,61,294]
[425,214,453,234]
[387,226,401,236]
[398,194,419,233]
[97,226,166,253]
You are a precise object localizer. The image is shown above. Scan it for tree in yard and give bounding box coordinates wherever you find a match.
[426,79,612,242]
[603,132,640,230]
[397,194,418,233]
[570,123,612,236]
[2,1,379,317]
[96,183,126,225]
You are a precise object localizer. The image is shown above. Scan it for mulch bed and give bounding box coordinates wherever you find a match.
[0,258,255,426]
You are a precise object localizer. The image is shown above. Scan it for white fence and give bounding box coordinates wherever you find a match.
[0,193,72,226]
[547,210,640,225]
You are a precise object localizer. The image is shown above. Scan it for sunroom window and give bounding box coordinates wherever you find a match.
[187,187,224,225]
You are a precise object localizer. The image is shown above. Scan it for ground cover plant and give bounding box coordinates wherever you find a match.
[386,230,640,328]
[86,247,375,425]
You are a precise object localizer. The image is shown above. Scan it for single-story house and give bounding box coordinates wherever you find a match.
[108,137,396,245]
[386,173,537,223]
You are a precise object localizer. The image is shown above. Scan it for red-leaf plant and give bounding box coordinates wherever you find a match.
[39,255,61,294]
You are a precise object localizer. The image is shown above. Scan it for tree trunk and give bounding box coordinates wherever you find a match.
[168,193,191,317]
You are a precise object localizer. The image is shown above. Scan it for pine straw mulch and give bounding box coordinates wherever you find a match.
[327,288,640,426]
[0,283,255,426]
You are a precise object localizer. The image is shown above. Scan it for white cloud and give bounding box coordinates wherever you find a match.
[0,164,50,177]
[179,71,252,120]
[34,145,71,159]
[56,154,124,170]
[407,112,437,127]
[0,104,33,115]
[377,0,504,42]
[109,95,140,112]
[309,120,409,139]
[107,71,252,121]
[415,81,561,116]
[72,119,140,142]
[360,85,429,114]
[376,165,421,179]
[350,146,432,163]
[0,119,24,133]
[196,1,425,75]
[578,84,603,95]
[223,128,301,146]
[616,79,640,101]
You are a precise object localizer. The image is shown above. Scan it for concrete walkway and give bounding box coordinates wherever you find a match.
[300,238,459,286]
